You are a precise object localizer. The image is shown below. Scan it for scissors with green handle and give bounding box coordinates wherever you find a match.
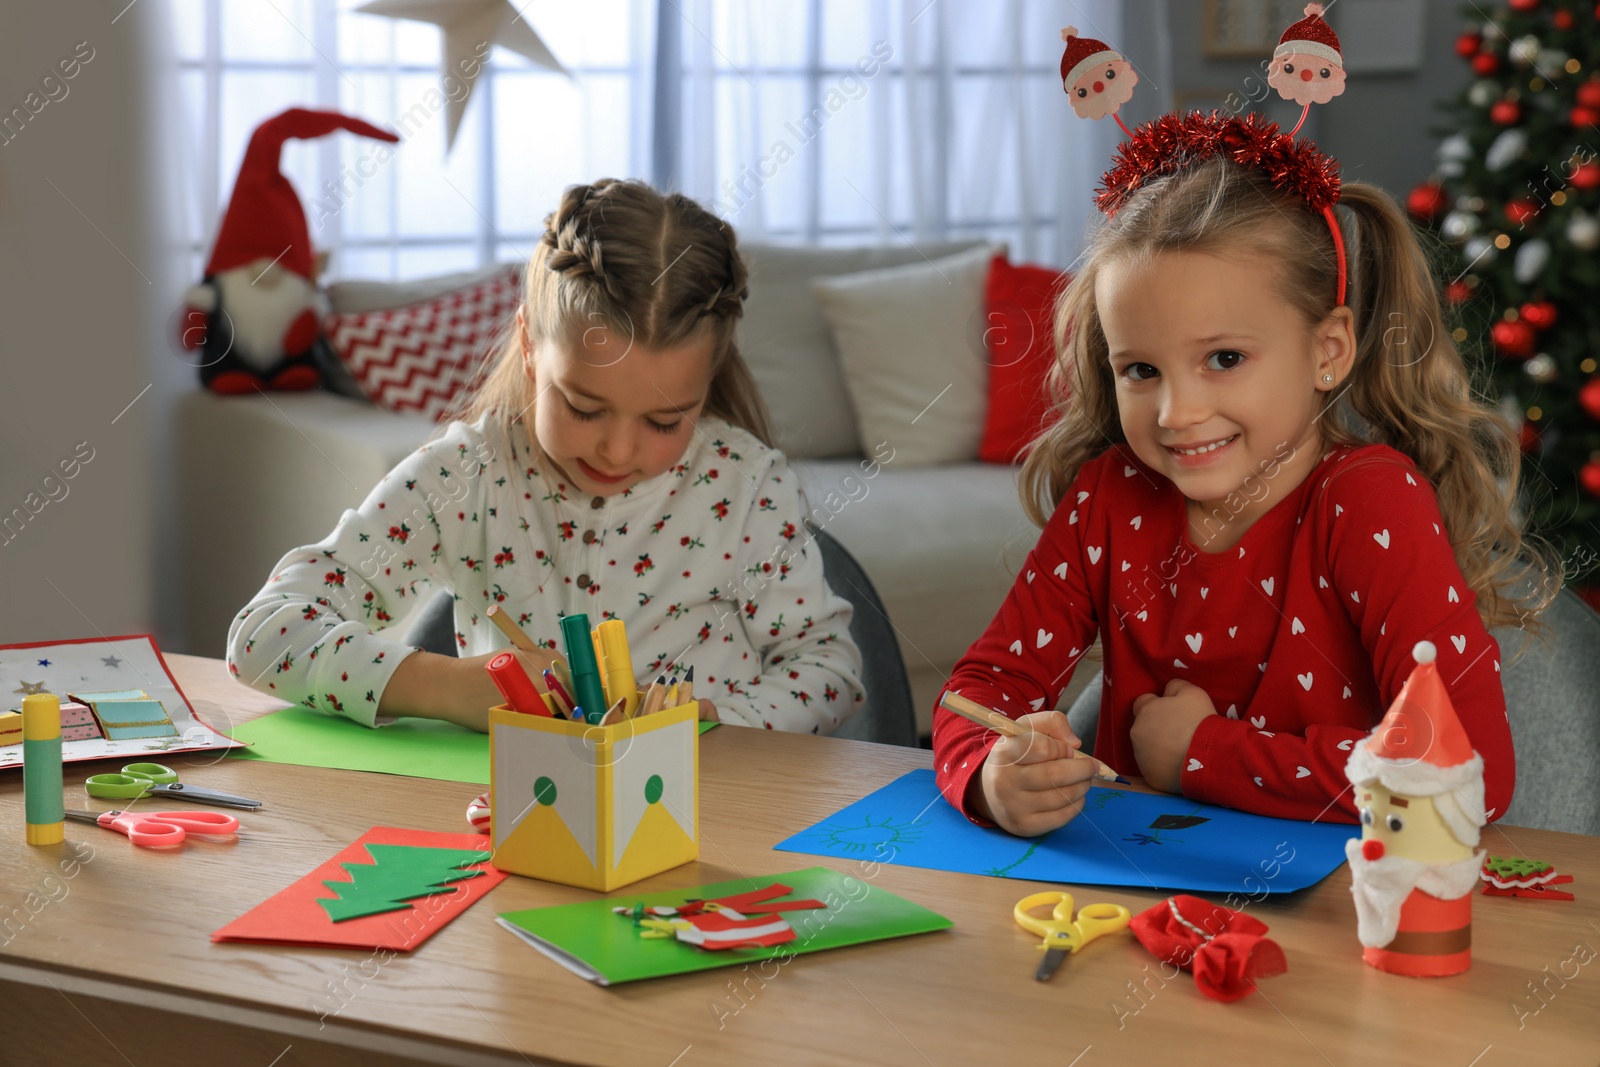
[1013,891,1132,981]
[83,763,262,809]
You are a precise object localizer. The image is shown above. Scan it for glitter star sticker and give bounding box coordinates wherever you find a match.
[102,655,123,668]
[14,680,47,696]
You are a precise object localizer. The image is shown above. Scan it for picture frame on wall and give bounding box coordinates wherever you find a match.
[1202,0,1306,59]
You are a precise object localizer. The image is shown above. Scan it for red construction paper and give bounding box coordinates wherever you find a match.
[212,826,507,951]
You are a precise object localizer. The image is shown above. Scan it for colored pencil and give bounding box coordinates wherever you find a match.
[939,692,1127,784]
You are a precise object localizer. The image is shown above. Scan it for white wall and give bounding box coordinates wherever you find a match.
[0,3,179,649]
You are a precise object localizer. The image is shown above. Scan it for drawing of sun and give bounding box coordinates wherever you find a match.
[806,816,924,854]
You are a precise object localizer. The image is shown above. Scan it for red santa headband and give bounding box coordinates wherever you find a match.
[1061,3,1349,307]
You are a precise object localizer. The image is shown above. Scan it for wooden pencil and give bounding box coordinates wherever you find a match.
[486,604,537,650]
[639,675,669,717]
[939,691,1126,784]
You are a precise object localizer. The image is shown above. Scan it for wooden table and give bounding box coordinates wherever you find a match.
[1,653,1596,1066]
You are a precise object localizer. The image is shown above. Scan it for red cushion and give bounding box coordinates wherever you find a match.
[978,254,1068,464]
[323,265,523,422]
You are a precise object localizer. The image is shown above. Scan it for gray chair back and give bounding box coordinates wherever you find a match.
[1062,586,1600,836]
[399,528,920,747]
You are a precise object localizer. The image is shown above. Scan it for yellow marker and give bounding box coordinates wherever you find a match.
[596,620,639,717]
[23,693,64,845]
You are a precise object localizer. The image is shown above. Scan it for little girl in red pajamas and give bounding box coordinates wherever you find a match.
[935,17,1554,836]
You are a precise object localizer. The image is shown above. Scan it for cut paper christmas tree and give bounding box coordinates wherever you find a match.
[318,843,491,922]
[213,827,507,951]
[1344,640,1488,977]
[498,866,953,986]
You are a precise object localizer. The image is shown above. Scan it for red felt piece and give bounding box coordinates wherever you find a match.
[979,255,1068,464]
[1129,895,1286,1002]
[212,826,507,951]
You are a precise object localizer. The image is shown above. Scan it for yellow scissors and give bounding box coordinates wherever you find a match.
[1013,891,1132,981]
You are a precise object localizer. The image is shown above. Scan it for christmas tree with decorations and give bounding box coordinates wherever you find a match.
[1407,0,1600,600]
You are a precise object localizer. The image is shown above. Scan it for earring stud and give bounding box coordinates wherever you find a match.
[1322,374,1334,384]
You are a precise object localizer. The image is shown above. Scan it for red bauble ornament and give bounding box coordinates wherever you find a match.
[1572,162,1600,190]
[1492,319,1538,359]
[1508,0,1539,10]
[1580,378,1600,421]
[1505,198,1541,225]
[1578,81,1600,110]
[1555,8,1575,28]
[1472,53,1500,76]
[1445,279,1474,304]
[1492,100,1523,125]
[1582,461,1600,499]
[1519,421,1541,453]
[1408,182,1449,220]
[1520,300,1559,329]
[1455,32,1482,58]
[1571,106,1600,129]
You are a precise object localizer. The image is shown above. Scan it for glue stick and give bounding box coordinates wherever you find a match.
[22,693,64,845]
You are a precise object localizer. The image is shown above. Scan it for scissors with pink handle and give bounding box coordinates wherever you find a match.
[63,808,239,847]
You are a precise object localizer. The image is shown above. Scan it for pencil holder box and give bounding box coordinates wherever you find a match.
[488,694,699,892]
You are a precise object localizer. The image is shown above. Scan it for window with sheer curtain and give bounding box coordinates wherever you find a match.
[167,0,1114,282]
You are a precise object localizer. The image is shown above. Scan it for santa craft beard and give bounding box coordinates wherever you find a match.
[1343,845,1484,950]
[1066,60,1138,120]
[1267,54,1346,106]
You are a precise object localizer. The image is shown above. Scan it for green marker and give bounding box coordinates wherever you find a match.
[559,613,608,723]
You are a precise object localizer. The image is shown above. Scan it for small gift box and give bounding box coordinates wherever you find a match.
[59,701,103,742]
[72,689,178,741]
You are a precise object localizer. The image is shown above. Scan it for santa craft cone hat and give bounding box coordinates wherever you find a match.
[1346,640,1487,844]
[1274,3,1343,68]
[206,107,399,279]
[1058,26,1124,88]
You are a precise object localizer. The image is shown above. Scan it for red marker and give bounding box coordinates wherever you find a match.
[487,653,550,716]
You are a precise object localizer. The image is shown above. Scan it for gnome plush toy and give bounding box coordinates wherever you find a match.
[180,108,399,394]
[1344,640,1488,977]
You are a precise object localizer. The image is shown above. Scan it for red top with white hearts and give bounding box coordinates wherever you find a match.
[932,443,1513,825]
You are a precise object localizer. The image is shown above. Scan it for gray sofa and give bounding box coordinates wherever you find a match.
[178,241,1057,736]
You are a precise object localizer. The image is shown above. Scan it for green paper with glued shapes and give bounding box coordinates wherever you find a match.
[318,843,492,922]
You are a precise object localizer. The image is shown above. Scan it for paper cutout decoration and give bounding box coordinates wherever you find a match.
[0,711,20,746]
[619,883,827,950]
[72,689,178,741]
[229,706,716,784]
[498,866,952,985]
[1480,856,1575,901]
[0,634,238,770]
[58,701,102,742]
[776,770,1355,894]
[212,827,507,951]
[353,0,568,151]
[318,844,491,922]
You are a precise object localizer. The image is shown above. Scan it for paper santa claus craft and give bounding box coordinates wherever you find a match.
[180,108,399,395]
[1344,640,1488,977]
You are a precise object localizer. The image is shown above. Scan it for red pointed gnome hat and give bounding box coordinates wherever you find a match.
[1058,26,1125,88]
[1345,640,1487,846]
[206,108,399,279]
[1274,3,1343,69]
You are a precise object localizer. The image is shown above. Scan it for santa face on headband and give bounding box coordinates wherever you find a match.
[1267,52,1346,106]
[1059,26,1140,121]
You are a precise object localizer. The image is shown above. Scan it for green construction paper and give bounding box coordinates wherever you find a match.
[228,708,716,784]
[496,865,952,985]
[318,844,492,922]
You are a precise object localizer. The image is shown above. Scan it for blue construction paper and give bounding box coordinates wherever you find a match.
[775,770,1355,895]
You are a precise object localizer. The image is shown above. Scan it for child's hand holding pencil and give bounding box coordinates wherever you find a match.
[940,691,1123,839]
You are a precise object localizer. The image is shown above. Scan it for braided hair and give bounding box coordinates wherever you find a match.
[450,179,773,445]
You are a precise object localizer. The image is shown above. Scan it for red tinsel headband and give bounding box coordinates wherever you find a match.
[1060,5,1349,307]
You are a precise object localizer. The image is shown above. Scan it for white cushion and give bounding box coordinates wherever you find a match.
[738,240,986,460]
[809,245,999,468]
